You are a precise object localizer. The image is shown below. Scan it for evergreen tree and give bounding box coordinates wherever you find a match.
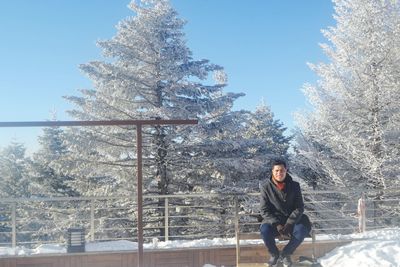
[292,130,329,189]
[29,125,80,244]
[0,142,31,198]
[295,0,400,192]
[244,103,291,157]
[60,0,289,240]
[0,142,37,244]
[63,0,243,197]
[31,125,77,196]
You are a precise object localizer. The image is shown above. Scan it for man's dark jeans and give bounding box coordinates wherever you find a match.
[260,222,309,256]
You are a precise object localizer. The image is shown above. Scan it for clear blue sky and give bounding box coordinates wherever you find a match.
[0,0,334,151]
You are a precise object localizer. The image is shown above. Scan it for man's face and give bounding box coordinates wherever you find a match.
[272,164,287,182]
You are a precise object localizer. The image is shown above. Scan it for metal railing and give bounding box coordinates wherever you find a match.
[0,188,399,248]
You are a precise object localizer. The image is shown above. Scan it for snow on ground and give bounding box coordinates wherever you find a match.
[0,237,244,256]
[319,228,400,267]
[0,228,400,267]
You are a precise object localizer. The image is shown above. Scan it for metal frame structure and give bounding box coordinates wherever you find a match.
[0,119,197,267]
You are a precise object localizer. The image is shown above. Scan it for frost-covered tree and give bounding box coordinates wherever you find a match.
[244,103,291,157]
[292,130,329,189]
[61,0,287,196]
[295,0,400,192]
[0,142,37,244]
[63,0,245,196]
[0,142,31,198]
[31,125,77,197]
[61,0,282,240]
[25,124,81,244]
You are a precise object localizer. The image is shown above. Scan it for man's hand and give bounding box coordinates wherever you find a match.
[276,224,284,235]
[276,223,293,240]
[275,224,287,240]
[282,223,293,237]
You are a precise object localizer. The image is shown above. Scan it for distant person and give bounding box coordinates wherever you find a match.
[259,158,311,267]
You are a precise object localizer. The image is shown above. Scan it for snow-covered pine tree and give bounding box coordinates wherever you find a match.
[31,125,77,197]
[63,0,245,195]
[244,103,291,157]
[0,142,35,244]
[295,0,400,190]
[0,142,31,198]
[294,0,400,226]
[61,0,281,240]
[24,125,81,244]
[292,130,328,189]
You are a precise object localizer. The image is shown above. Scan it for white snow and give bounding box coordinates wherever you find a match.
[319,228,400,267]
[0,228,399,267]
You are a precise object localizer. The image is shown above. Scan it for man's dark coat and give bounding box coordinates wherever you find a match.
[260,174,310,229]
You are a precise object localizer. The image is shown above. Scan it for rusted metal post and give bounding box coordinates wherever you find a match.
[11,202,16,248]
[357,194,366,233]
[136,124,144,267]
[311,228,316,261]
[234,196,240,266]
[164,197,169,241]
[90,200,95,241]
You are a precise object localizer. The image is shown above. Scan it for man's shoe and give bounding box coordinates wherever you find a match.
[267,254,279,267]
[281,254,292,267]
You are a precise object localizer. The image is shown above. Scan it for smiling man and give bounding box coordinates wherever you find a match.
[259,158,311,267]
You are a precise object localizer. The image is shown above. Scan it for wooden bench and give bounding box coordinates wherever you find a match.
[235,224,358,266]
[235,229,317,266]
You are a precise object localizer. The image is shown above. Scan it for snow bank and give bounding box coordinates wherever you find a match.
[319,228,400,267]
[0,244,66,256]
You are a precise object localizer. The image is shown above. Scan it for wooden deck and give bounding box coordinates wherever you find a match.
[0,240,350,267]
[237,239,353,266]
[0,246,236,267]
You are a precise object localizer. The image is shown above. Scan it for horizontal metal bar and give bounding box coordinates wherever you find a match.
[313,227,357,231]
[167,214,235,219]
[0,119,198,128]
[364,226,396,230]
[94,237,136,242]
[144,205,229,210]
[312,218,357,223]
[238,222,260,226]
[366,216,398,220]
[142,193,239,199]
[96,217,135,221]
[304,200,355,204]
[165,233,222,238]
[2,188,400,202]
[367,198,400,203]
[144,224,234,230]
[100,227,137,232]
[95,207,134,211]
[0,195,136,203]
[305,209,357,213]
